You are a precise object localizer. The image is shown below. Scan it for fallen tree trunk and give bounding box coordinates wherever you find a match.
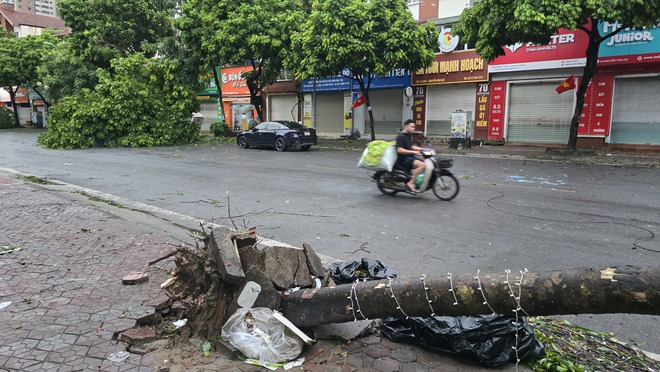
[281,266,660,327]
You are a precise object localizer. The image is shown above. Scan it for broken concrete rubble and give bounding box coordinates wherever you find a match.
[154,227,329,341]
[119,327,157,344]
[122,272,149,285]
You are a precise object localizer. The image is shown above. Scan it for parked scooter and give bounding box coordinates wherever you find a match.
[372,149,459,200]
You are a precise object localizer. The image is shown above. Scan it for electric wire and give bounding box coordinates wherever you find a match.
[486,190,659,253]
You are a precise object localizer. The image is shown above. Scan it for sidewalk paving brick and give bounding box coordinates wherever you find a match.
[1,179,175,371]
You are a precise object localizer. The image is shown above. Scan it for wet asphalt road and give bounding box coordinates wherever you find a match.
[1,129,659,354]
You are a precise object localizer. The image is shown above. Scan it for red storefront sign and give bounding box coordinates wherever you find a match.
[578,75,613,136]
[413,86,427,133]
[221,66,252,96]
[488,28,590,73]
[488,81,506,139]
[15,88,29,104]
[474,83,490,140]
[412,50,489,85]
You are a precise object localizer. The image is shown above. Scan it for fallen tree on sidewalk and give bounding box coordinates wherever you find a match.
[141,226,659,370]
[281,266,659,327]
[162,227,659,329]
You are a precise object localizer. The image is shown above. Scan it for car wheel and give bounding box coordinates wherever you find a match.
[237,136,249,149]
[300,145,311,151]
[274,137,287,152]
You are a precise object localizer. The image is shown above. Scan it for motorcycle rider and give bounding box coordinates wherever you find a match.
[396,119,425,191]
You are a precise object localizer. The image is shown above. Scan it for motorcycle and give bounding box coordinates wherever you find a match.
[372,149,460,201]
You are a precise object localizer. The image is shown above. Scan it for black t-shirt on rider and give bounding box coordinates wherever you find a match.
[396,131,415,167]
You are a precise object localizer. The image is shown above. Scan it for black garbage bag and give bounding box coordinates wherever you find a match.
[380,315,544,368]
[329,258,397,284]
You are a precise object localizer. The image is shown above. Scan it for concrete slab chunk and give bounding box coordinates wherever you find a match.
[119,327,156,344]
[122,272,149,285]
[263,246,301,290]
[208,227,245,284]
[294,250,314,288]
[303,243,326,278]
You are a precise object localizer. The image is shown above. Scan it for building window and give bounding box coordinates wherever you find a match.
[277,70,293,81]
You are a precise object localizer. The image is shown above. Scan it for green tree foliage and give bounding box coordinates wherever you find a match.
[58,0,174,69]
[454,0,660,150]
[178,0,304,120]
[38,54,199,149]
[288,0,438,140]
[37,42,99,104]
[0,34,59,127]
[0,37,19,127]
[0,106,15,129]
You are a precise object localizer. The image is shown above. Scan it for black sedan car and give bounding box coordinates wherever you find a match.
[237,121,317,151]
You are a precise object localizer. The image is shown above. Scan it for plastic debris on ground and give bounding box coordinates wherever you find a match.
[329,258,397,284]
[221,307,304,363]
[0,301,11,311]
[107,350,131,362]
[172,319,187,329]
[244,357,305,371]
[380,314,544,367]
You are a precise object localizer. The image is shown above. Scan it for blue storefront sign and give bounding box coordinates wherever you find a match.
[599,21,660,58]
[301,68,411,92]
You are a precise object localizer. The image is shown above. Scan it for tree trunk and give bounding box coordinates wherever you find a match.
[364,92,374,141]
[246,74,263,121]
[9,88,20,128]
[567,21,602,151]
[281,266,660,327]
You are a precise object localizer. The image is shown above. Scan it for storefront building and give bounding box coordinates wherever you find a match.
[486,22,660,149]
[264,72,300,123]
[411,50,490,140]
[221,66,258,132]
[196,67,221,132]
[300,69,413,138]
[596,21,660,147]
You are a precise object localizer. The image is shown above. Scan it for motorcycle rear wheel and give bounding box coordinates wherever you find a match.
[433,173,459,201]
[374,171,399,196]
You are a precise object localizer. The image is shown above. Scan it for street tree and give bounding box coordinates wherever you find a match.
[0,34,59,127]
[37,42,99,105]
[58,0,174,70]
[0,37,20,127]
[178,0,304,121]
[454,0,660,151]
[288,0,438,140]
[177,0,231,121]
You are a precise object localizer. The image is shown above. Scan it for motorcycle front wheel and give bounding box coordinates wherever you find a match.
[432,173,459,201]
[374,171,399,196]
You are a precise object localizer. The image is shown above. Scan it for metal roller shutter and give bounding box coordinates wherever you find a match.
[315,92,344,135]
[427,85,476,136]
[268,94,299,122]
[507,82,573,143]
[369,90,403,135]
[198,102,218,131]
[610,76,660,145]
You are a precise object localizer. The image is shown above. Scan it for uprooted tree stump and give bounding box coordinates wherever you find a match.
[161,226,329,339]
